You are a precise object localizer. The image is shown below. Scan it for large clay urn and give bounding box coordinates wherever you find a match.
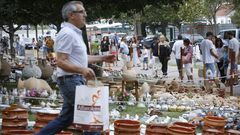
[22,58,42,79]
[122,61,137,81]
[38,59,53,79]
[0,57,11,79]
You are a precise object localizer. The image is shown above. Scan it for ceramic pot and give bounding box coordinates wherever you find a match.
[38,59,53,79]
[114,119,140,135]
[145,124,167,135]
[0,59,11,77]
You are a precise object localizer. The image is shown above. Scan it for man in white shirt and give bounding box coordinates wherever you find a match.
[172,35,184,79]
[227,31,239,70]
[200,32,219,78]
[36,1,115,135]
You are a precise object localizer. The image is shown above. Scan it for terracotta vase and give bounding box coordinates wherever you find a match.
[38,59,53,79]
[22,59,42,79]
[114,119,140,135]
[1,105,28,134]
[203,116,225,133]
[34,112,59,133]
[0,59,11,77]
[122,61,137,81]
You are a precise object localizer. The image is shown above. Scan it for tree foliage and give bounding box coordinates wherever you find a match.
[178,0,206,23]
[231,0,240,27]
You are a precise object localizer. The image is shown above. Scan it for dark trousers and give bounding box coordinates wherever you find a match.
[217,61,226,83]
[159,56,168,75]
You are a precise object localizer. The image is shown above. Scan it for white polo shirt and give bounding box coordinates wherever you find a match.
[229,37,239,61]
[172,40,184,59]
[200,39,215,64]
[55,22,88,77]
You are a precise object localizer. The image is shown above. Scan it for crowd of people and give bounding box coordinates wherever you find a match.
[97,31,239,84]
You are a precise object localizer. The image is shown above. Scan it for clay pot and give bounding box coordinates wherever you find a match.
[0,59,11,77]
[114,119,140,135]
[167,125,195,135]
[1,105,28,133]
[5,130,34,135]
[226,129,240,135]
[22,59,42,79]
[173,122,196,130]
[35,112,58,122]
[126,61,133,69]
[145,124,167,135]
[122,68,137,81]
[38,59,53,79]
[204,116,226,127]
[2,108,28,119]
[2,119,28,127]
[34,112,59,133]
[203,116,225,133]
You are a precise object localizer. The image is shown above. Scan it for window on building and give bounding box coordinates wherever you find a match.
[228,19,231,24]
[221,19,224,24]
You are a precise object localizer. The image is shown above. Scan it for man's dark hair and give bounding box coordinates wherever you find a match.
[227,31,234,36]
[177,35,182,40]
[206,32,213,37]
[183,38,190,44]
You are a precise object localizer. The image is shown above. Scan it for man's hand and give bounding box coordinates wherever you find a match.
[82,68,95,80]
[102,54,116,63]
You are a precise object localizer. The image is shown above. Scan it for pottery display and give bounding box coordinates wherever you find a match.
[38,59,53,79]
[145,123,168,135]
[1,105,28,134]
[0,58,11,78]
[17,77,52,93]
[114,119,140,135]
[22,59,42,79]
[122,61,137,81]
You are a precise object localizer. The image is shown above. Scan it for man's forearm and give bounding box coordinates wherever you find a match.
[88,55,104,64]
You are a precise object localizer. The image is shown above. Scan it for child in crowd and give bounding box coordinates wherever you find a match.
[142,45,149,70]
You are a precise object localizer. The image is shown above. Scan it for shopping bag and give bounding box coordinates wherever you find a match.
[74,85,109,131]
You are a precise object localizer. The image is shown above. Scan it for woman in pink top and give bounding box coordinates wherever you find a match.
[183,38,193,82]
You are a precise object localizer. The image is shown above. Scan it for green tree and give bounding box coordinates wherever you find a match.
[0,0,26,58]
[231,0,240,27]
[178,0,206,23]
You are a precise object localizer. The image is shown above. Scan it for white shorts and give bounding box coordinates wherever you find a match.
[184,63,193,76]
